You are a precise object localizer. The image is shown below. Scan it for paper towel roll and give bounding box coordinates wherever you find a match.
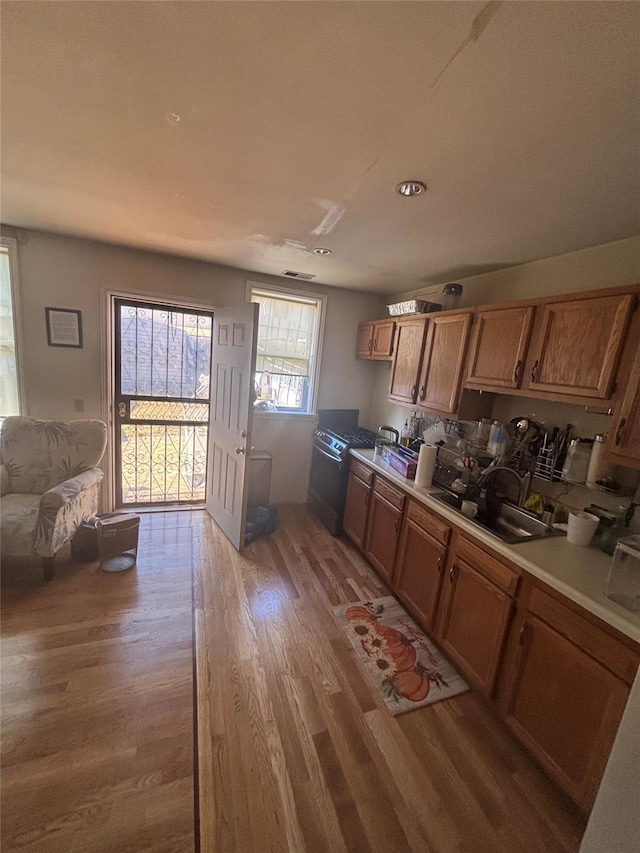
[415,444,437,488]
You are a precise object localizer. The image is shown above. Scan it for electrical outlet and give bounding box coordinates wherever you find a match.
[74,399,85,413]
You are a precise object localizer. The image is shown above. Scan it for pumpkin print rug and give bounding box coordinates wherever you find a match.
[334,596,469,715]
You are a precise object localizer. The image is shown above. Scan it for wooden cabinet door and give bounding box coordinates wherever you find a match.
[395,518,446,631]
[608,340,640,470]
[438,556,514,697]
[388,316,428,404]
[343,470,371,550]
[417,313,472,413]
[466,306,534,389]
[526,293,634,398]
[370,319,396,359]
[504,612,631,810]
[356,322,374,358]
[364,480,405,582]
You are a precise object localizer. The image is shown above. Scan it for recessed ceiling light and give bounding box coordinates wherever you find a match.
[312,247,332,256]
[396,180,427,197]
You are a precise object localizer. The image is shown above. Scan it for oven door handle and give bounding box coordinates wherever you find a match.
[313,444,344,466]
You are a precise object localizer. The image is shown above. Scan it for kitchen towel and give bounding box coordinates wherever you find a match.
[415,444,437,488]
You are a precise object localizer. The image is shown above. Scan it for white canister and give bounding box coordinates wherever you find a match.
[566,511,600,547]
[586,433,611,490]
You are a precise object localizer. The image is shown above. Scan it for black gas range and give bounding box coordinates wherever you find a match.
[308,410,376,534]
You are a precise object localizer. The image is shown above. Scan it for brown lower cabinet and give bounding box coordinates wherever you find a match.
[363,477,405,582]
[342,459,640,812]
[437,534,519,699]
[501,585,638,811]
[395,500,450,632]
[343,461,373,549]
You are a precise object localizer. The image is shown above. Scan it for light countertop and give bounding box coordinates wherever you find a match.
[350,448,640,643]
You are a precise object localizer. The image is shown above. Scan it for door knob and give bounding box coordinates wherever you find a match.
[240,430,247,438]
[235,446,246,455]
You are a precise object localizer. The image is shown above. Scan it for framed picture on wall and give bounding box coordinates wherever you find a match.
[45,307,83,348]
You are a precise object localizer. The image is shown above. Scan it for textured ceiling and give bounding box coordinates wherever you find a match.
[1,1,639,294]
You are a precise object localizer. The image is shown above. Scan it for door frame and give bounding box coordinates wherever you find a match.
[101,287,218,512]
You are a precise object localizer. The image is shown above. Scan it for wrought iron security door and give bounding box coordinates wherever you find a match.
[114,298,213,506]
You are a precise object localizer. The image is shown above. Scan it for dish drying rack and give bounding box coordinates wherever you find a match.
[533,446,564,482]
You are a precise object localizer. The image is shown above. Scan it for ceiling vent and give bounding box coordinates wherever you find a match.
[281,270,315,281]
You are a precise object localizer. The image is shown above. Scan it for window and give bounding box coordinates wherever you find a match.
[250,285,324,414]
[0,239,23,420]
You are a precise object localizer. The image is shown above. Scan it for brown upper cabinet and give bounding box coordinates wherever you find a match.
[388,312,473,413]
[523,292,634,399]
[388,316,428,403]
[466,306,535,390]
[608,338,640,470]
[356,319,396,360]
[417,313,472,413]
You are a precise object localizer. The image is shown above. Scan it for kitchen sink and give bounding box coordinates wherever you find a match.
[431,492,564,544]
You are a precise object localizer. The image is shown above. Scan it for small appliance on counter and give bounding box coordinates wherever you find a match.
[374,425,399,453]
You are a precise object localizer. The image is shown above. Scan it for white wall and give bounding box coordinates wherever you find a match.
[580,667,640,853]
[3,225,385,505]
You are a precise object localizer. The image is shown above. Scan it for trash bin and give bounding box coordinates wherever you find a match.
[71,519,99,562]
[248,450,272,508]
[96,513,140,572]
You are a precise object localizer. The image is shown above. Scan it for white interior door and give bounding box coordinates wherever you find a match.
[206,303,259,549]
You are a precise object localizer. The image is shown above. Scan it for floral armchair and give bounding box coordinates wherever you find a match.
[0,417,107,581]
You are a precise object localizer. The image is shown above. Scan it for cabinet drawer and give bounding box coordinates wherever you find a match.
[455,536,519,596]
[407,500,450,545]
[351,460,373,485]
[373,476,405,511]
[529,587,639,685]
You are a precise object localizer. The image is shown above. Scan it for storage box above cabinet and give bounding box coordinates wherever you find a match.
[356,319,396,360]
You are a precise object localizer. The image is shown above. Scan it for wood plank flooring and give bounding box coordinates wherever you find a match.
[2,505,587,853]
[195,504,587,853]
[1,511,198,853]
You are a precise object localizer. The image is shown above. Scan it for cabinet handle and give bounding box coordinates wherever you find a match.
[615,417,627,446]
[394,515,401,533]
[373,336,378,352]
[419,385,426,401]
[449,562,457,583]
[519,622,530,646]
[513,359,522,384]
[530,359,539,383]
[437,553,444,572]
[365,491,370,506]
[411,385,417,399]
[369,338,374,353]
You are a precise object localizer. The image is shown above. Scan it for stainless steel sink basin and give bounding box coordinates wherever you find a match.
[431,492,564,544]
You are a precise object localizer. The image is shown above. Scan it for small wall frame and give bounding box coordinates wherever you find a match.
[45,307,83,348]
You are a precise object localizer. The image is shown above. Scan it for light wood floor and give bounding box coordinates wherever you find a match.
[195,504,586,853]
[2,505,587,853]
[1,511,198,853]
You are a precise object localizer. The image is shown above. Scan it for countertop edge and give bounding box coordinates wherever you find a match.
[350,448,640,644]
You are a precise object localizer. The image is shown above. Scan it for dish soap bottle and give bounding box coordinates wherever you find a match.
[600,505,628,556]
[400,420,412,447]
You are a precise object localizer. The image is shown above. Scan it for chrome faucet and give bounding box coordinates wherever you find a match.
[471,465,532,507]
